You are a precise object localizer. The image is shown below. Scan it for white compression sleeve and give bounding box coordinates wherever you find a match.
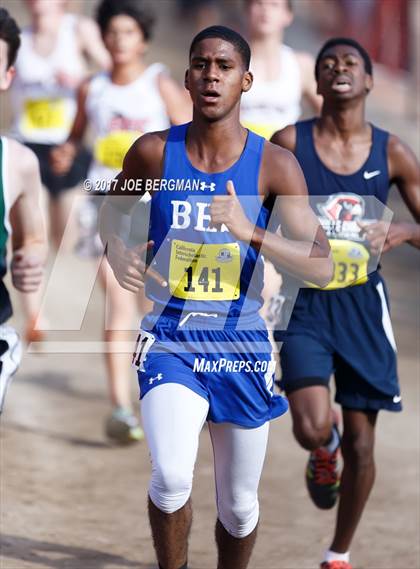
[141,383,209,513]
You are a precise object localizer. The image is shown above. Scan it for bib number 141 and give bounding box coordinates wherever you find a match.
[184,266,223,293]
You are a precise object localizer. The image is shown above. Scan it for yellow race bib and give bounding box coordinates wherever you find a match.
[306,239,369,290]
[23,98,67,131]
[94,130,141,170]
[169,240,241,301]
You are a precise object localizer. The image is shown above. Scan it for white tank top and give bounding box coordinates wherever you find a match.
[241,44,302,140]
[10,14,85,145]
[86,64,171,184]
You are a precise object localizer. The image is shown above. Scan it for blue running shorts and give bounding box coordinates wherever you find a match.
[135,311,288,428]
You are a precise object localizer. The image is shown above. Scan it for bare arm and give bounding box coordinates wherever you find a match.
[210,142,332,287]
[363,135,420,253]
[8,142,47,292]
[270,124,297,153]
[388,135,420,247]
[77,16,111,71]
[295,51,323,115]
[99,132,168,291]
[158,72,192,125]
[50,80,90,175]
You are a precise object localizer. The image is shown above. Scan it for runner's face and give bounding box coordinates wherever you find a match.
[246,0,293,38]
[186,38,252,121]
[316,45,373,101]
[103,15,147,64]
[0,39,15,91]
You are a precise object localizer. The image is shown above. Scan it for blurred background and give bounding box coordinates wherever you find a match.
[0,2,419,569]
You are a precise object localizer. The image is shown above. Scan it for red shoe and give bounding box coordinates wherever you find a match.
[25,316,45,344]
[320,561,352,569]
[306,445,340,509]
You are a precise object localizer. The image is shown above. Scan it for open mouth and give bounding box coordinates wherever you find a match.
[331,77,352,93]
[200,90,220,103]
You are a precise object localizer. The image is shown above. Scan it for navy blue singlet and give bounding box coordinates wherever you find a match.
[276,119,401,412]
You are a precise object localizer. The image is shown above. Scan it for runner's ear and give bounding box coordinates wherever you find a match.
[242,70,253,93]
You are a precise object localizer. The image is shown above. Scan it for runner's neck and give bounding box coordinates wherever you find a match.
[250,34,283,58]
[110,61,147,86]
[318,105,369,142]
[186,119,248,173]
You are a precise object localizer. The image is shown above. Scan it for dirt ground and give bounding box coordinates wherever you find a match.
[1,2,419,568]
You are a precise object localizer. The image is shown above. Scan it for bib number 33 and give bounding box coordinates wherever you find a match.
[306,239,370,290]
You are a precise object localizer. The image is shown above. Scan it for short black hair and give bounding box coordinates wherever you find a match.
[96,0,155,41]
[244,0,293,11]
[190,25,251,70]
[0,7,21,68]
[315,37,373,79]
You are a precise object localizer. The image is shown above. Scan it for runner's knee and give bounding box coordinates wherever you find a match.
[293,416,332,450]
[149,461,193,514]
[217,493,259,538]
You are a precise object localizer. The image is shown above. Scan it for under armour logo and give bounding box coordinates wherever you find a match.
[149,373,163,385]
[199,181,216,192]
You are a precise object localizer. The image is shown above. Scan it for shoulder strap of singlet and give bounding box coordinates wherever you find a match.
[244,128,265,155]
[167,122,189,143]
[371,123,389,150]
[295,118,316,156]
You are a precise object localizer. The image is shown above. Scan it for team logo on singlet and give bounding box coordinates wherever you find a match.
[318,193,365,221]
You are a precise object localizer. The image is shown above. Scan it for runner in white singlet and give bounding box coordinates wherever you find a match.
[241,0,323,319]
[8,0,109,343]
[241,0,321,140]
[51,0,191,444]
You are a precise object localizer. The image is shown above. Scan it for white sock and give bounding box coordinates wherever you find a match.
[324,424,340,454]
[324,549,350,563]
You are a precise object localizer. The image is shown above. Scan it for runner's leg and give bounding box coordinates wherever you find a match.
[209,421,269,569]
[288,385,333,450]
[141,383,209,569]
[330,408,377,553]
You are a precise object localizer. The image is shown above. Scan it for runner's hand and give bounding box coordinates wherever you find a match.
[210,180,254,241]
[107,236,167,293]
[359,220,412,254]
[11,251,44,293]
[50,142,77,176]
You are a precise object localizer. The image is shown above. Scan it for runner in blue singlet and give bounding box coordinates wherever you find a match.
[100,26,332,569]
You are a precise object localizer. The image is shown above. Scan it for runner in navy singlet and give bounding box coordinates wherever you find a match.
[271,38,420,569]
